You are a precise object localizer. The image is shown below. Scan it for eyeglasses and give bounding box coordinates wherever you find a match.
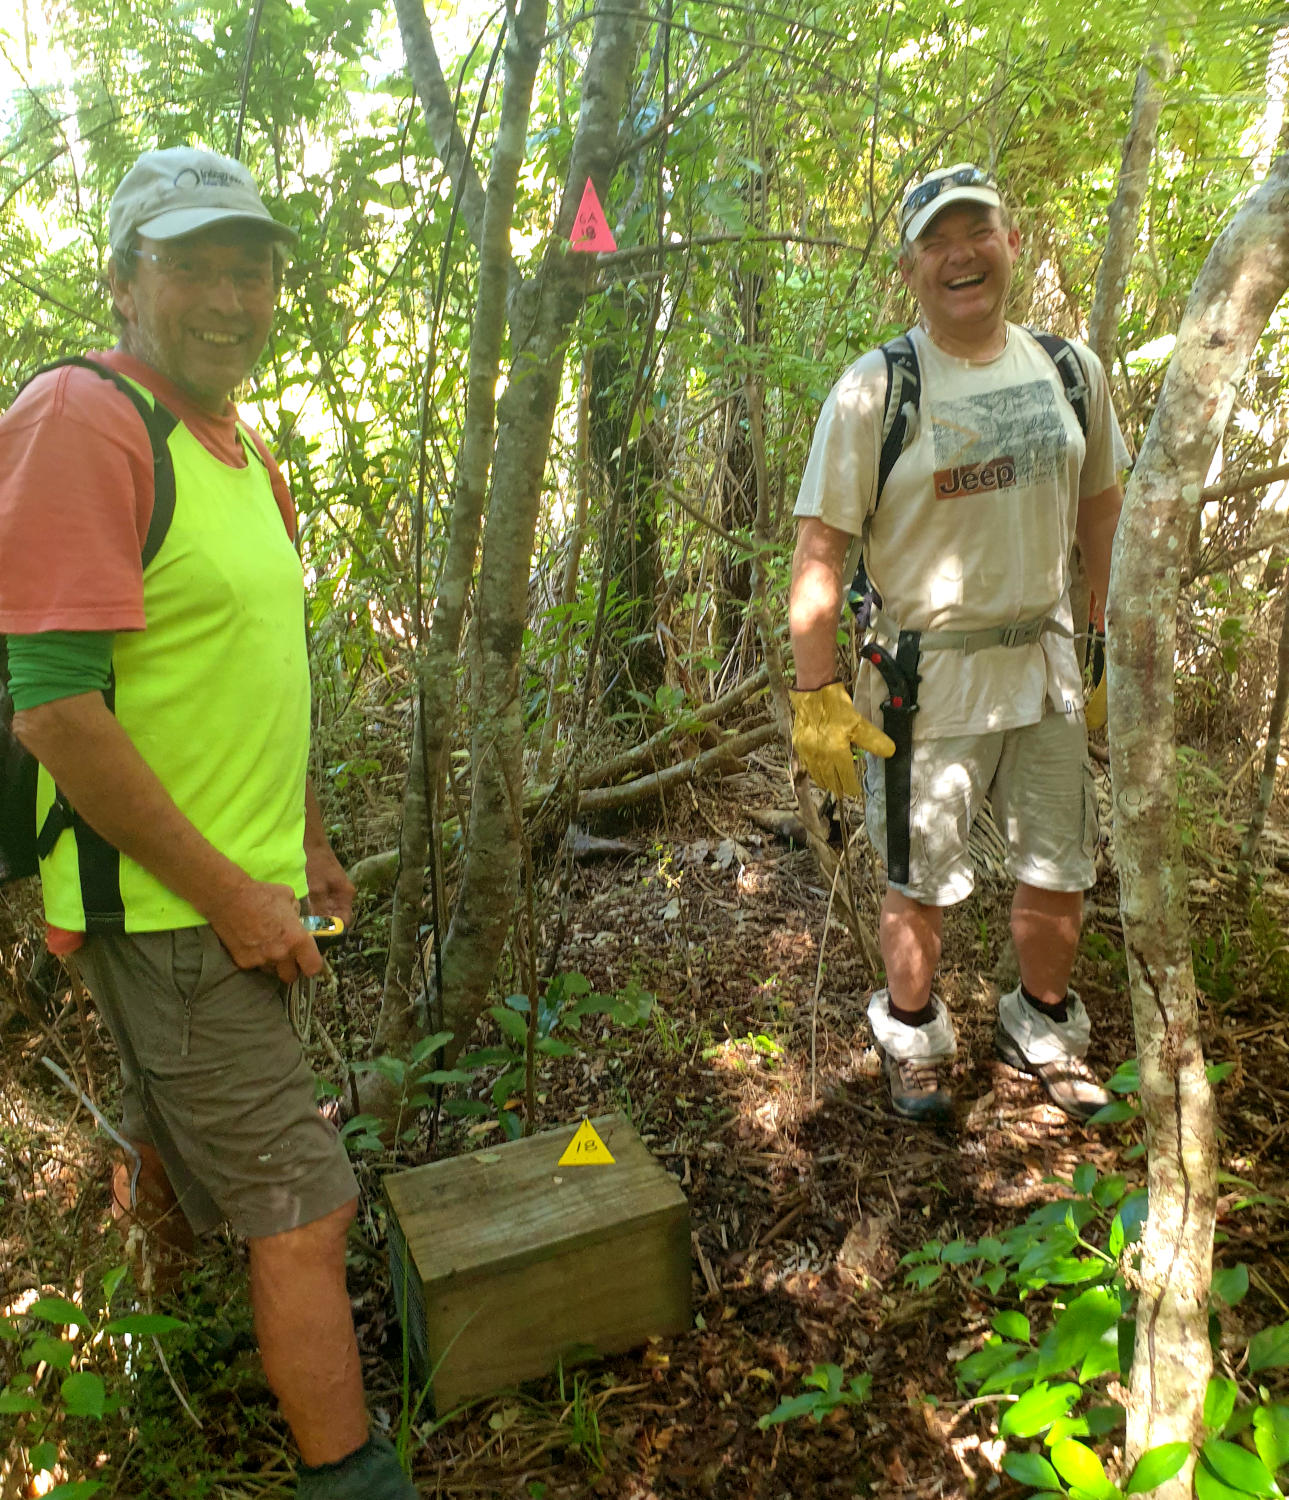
[132,249,275,294]
[900,166,997,227]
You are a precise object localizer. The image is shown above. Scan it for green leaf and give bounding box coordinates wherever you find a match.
[42,1484,104,1499]
[489,1005,530,1047]
[1037,1287,1122,1377]
[958,1340,1026,1386]
[1124,1442,1190,1493]
[993,1311,1031,1342]
[1048,1415,1093,1442]
[1195,1465,1251,1500]
[24,1336,75,1370]
[0,1389,41,1414]
[1106,1059,1140,1093]
[60,1371,106,1418]
[1000,1381,1081,1438]
[1073,1163,1097,1195]
[1085,1405,1127,1438]
[1250,1323,1289,1374]
[1079,1329,1121,1382]
[1087,1101,1139,1126]
[28,1296,90,1329]
[409,1030,455,1065]
[104,1313,187,1337]
[1206,1062,1235,1086]
[905,1264,944,1290]
[1201,1439,1276,1496]
[29,1440,58,1473]
[1212,1266,1250,1309]
[100,1266,128,1302]
[979,1349,1042,1395]
[757,1391,822,1428]
[1092,1174,1130,1208]
[803,1363,843,1393]
[1050,1438,1118,1498]
[1003,1451,1062,1488]
[1204,1377,1239,1433]
[1252,1404,1289,1473]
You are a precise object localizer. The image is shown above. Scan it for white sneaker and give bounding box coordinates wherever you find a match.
[995,987,1111,1121]
[868,989,956,1122]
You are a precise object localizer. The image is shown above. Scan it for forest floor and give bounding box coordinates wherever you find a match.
[3,750,1289,1499]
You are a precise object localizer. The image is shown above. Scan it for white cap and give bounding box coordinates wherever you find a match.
[109,146,297,255]
[900,162,1001,245]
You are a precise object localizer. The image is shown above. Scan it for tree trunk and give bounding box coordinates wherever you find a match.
[376,0,545,1056]
[536,353,594,780]
[435,3,646,1061]
[1110,153,1289,1493]
[1236,579,1289,898]
[1086,42,1171,368]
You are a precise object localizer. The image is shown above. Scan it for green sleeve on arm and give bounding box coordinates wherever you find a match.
[5,631,114,711]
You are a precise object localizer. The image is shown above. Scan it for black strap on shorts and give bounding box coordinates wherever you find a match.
[860,631,921,885]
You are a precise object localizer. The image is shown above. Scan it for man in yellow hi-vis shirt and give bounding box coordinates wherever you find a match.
[0,147,413,1500]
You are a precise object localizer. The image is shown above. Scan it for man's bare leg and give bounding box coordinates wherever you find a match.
[248,1198,369,1468]
[112,1140,195,1294]
[880,888,943,1017]
[1011,883,1082,1004]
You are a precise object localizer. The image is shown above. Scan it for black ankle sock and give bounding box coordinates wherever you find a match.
[890,999,936,1027]
[1021,983,1068,1023]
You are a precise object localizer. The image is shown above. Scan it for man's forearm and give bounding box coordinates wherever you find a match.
[14,692,250,915]
[790,517,851,690]
[1076,485,1123,613]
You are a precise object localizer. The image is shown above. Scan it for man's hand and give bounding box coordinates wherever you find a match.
[205,875,322,985]
[305,841,356,927]
[790,681,895,798]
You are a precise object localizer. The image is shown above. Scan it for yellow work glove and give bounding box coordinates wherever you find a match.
[1085,672,1107,732]
[1085,605,1107,732]
[789,681,895,799]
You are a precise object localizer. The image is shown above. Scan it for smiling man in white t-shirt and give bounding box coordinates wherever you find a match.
[788,164,1127,1124]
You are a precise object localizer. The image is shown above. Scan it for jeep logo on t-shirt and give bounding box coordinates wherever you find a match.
[933,456,1016,499]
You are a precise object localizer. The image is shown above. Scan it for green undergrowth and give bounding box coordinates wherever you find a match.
[338,969,655,1152]
[901,1134,1289,1499]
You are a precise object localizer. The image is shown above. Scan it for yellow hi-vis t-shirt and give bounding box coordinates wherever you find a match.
[36,407,309,932]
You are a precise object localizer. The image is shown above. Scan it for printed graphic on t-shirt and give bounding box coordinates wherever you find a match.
[930,380,1068,500]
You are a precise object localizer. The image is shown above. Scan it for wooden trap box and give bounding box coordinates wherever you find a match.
[385,1113,691,1408]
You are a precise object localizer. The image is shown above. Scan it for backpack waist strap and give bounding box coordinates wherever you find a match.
[871,608,1069,655]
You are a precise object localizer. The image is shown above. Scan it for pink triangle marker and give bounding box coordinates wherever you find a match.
[570,178,616,252]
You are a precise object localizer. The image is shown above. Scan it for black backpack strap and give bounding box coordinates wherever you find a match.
[847,334,921,628]
[16,357,179,567]
[876,334,921,503]
[1027,330,1089,438]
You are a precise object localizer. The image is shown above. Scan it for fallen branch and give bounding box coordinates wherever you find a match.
[578,721,779,812]
[582,665,769,788]
[350,717,777,892]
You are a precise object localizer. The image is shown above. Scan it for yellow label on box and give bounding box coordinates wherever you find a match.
[558,1119,615,1166]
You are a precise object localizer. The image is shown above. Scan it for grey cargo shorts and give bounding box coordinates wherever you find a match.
[71,925,357,1239]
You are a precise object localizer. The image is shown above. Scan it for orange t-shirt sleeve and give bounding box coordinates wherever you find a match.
[0,364,155,634]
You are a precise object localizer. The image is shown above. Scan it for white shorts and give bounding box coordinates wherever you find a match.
[863,709,1097,906]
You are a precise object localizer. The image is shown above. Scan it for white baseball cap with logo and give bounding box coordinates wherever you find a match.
[900,162,1001,245]
[109,146,298,256]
